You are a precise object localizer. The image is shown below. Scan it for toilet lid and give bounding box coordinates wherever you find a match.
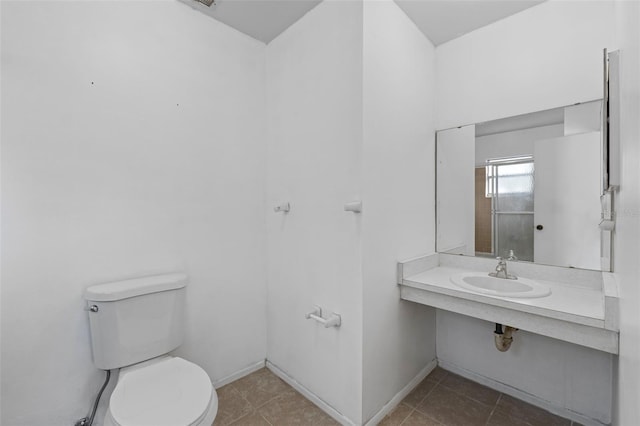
[110,357,213,426]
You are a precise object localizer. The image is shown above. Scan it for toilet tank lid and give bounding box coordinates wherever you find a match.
[84,273,188,302]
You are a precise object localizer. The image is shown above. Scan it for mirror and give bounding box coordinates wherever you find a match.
[436,100,607,271]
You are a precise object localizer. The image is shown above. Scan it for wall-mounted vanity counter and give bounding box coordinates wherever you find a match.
[398,253,619,354]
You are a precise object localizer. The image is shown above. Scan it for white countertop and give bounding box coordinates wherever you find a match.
[397,253,619,354]
[403,265,605,328]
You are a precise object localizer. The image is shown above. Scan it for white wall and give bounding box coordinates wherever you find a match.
[436,0,615,130]
[361,0,437,421]
[1,2,267,425]
[437,311,614,424]
[433,1,617,423]
[265,1,364,423]
[612,0,640,424]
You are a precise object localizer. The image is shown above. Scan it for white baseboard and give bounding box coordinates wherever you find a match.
[212,359,266,389]
[438,360,608,426]
[364,359,438,426]
[266,361,356,426]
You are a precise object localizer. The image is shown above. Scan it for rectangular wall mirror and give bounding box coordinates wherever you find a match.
[436,100,608,271]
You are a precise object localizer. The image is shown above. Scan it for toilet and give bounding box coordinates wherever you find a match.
[84,273,218,426]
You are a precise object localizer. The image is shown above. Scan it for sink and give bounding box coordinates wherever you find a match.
[450,273,551,298]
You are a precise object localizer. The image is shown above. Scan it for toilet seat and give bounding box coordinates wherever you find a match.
[108,357,216,426]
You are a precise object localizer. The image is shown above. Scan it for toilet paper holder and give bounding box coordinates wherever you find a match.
[344,200,362,213]
[274,202,291,213]
[305,305,341,328]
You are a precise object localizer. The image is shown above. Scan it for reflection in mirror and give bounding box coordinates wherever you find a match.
[436,100,604,270]
[483,157,535,262]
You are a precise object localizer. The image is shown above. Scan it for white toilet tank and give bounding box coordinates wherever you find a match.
[84,273,187,370]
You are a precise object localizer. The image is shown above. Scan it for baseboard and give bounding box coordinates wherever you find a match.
[212,359,266,389]
[364,359,438,426]
[266,361,356,426]
[438,360,608,426]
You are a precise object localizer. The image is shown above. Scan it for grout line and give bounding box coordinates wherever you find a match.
[227,409,254,426]
[417,409,446,426]
[416,408,446,426]
[253,392,286,410]
[396,406,416,426]
[484,393,503,426]
[434,369,449,384]
[252,371,302,410]
[260,412,274,426]
[225,379,266,425]
[418,380,440,406]
[437,380,499,409]
[412,383,447,425]
[402,370,447,424]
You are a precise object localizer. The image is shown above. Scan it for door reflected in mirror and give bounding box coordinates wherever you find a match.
[436,100,604,271]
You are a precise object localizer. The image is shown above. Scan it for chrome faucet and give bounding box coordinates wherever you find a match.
[489,257,517,280]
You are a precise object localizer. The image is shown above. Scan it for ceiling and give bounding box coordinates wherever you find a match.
[179,0,545,45]
[394,0,545,46]
[177,0,321,44]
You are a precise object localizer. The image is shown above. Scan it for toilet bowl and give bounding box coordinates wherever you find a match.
[84,273,218,426]
[103,356,218,426]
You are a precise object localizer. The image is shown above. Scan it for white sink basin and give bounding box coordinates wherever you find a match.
[450,272,551,298]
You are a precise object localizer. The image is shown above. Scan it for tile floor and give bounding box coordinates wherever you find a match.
[213,366,582,426]
[379,367,582,426]
[213,367,339,426]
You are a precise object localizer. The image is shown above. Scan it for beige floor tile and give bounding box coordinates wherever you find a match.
[258,391,339,425]
[228,411,272,426]
[487,410,533,426]
[401,410,443,426]
[403,379,438,408]
[416,385,493,426]
[439,373,500,406]
[378,403,414,426]
[213,385,254,426]
[494,395,571,426]
[232,368,292,408]
[215,366,579,426]
[426,367,448,383]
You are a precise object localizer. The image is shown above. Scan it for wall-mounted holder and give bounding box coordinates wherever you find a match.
[599,220,615,231]
[344,200,362,213]
[274,202,290,213]
[305,305,341,328]
[600,189,615,271]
